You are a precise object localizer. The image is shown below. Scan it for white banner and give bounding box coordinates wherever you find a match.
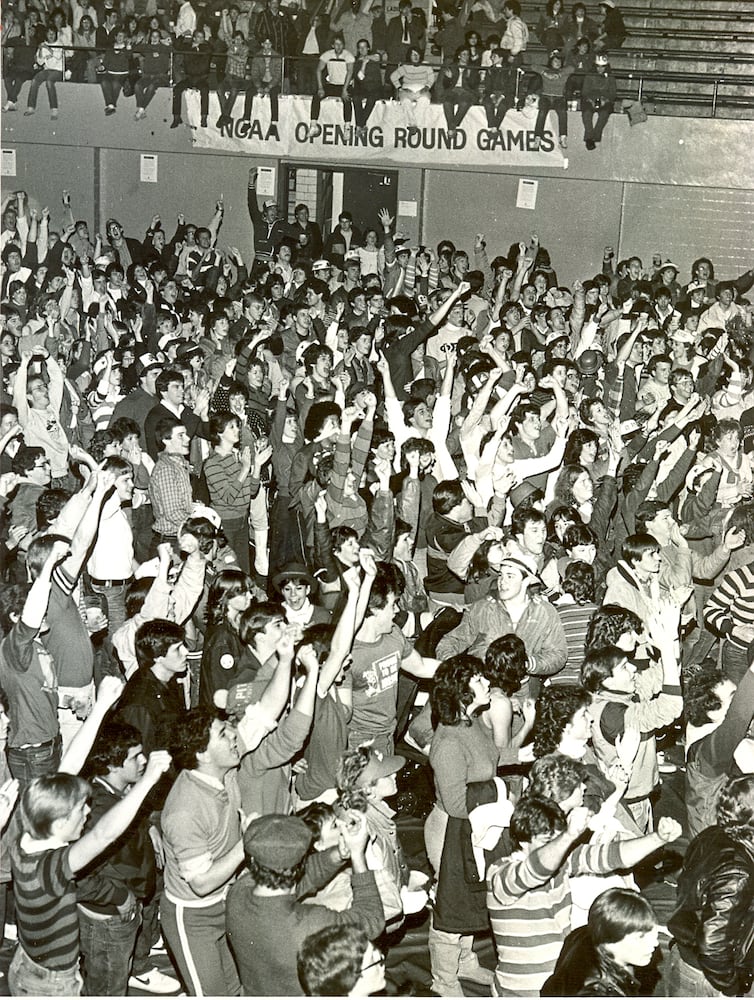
[186,93,567,169]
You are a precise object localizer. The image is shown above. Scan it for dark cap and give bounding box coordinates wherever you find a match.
[243,814,312,870]
[355,748,406,787]
[272,562,315,592]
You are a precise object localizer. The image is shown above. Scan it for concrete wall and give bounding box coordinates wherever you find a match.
[3,84,753,285]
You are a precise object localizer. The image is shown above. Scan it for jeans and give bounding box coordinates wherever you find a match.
[4,70,34,102]
[352,92,379,127]
[100,73,124,107]
[666,947,723,997]
[243,87,280,123]
[9,946,82,997]
[7,734,62,789]
[483,93,511,129]
[581,99,613,142]
[217,73,245,118]
[311,83,352,121]
[173,76,209,118]
[89,581,129,637]
[27,69,63,110]
[220,517,250,575]
[134,74,165,110]
[535,94,567,138]
[722,638,750,684]
[79,906,140,996]
[442,88,474,129]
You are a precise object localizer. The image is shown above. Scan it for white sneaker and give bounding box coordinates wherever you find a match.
[128,968,181,994]
[4,922,18,941]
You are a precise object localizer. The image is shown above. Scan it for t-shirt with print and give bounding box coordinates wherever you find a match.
[345,625,414,745]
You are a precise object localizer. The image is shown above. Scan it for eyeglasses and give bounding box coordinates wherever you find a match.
[361,953,385,972]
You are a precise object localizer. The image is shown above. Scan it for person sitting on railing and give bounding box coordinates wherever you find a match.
[481,46,514,132]
[97,26,133,117]
[440,45,480,135]
[69,14,98,82]
[390,45,435,130]
[134,27,172,121]
[532,48,572,150]
[3,18,39,112]
[595,0,626,52]
[581,50,616,150]
[216,29,250,127]
[311,33,354,125]
[349,37,383,135]
[564,34,593,101]
[247,36,283,125]
[24,26,64,120]
[171,27,211,129]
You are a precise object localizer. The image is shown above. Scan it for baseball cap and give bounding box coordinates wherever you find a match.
[355,748,406,787]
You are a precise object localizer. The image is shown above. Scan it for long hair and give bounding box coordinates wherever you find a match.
[430,654,485,728]
[206,569,253,631]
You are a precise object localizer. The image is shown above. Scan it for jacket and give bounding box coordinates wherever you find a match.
[542,926,641,996]
[668,825,754,996]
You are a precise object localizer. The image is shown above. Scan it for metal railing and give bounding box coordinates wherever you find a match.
[7,44,754,119]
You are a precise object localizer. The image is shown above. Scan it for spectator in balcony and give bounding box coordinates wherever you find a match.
[596,0,626,50]
[3,21,39,112]
[350,38,383,133]
[134,28,171,121]
[97,27,132,116]
[500,0,529,68]
[95,8,119,50]
[565,33,593,100]
[70,14,98,82]
[216,30,249,126]
[50,7,74,52]
[247,36,283,125]
[255,0,293,56]
[311,34,354,123]
[171,28,211,129]
[563,1,598,58]
[390,45,435,129]
[72,0,98,30]
[537,0,567,53]
[333,0,375,56]
[385,0,422,67]
[440,46,478,134]
[533,48,571,149]
[292,7,331,96]
[481,46,514,131]
[174,0,197,39]
[581,51,616,150]
[24,26,64,120]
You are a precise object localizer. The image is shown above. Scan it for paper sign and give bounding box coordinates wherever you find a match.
[256,166,276,197]
[1,149,17,177]
[516,178,538,210]
[140,154,158,183]
[398,200,417,217]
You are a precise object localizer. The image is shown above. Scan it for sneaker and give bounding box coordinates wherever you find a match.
[3,101,17,111]
[150,935,167,955]
[585,138,596,150]
[128,968,181,994]
[560,135,568,148]
[51,109,58,119]
[170,116,182,128]
[24,107,36,116]
[4,922,18,941]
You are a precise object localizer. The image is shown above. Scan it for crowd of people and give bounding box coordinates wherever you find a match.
[3,0,628,147]
[1,174,754,998]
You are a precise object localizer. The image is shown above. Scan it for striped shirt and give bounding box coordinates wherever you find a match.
[12,840,79,971]
[486,839,623,996]
[705,560,754,642]
[553,601,598,685]
[203,450,254,522]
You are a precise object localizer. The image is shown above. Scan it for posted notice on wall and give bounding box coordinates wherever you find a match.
[1,149,17,177]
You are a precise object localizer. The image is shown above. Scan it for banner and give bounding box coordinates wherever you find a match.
[186,93,567,169]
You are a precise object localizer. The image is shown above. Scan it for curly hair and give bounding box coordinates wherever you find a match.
[586,606,642,652]
[684,664,729,727]
[717,775,754,843]
[296,623,335,665]
[528,753,589,803]
[531,685,591,757]
[509,794,565,849]
[430,654,486,728]
[561,561,596,604]
[564,428,600,466]
[483,634,528,696]
[336,745,372,793]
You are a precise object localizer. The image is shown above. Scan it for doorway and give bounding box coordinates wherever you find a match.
[282,164,399,242]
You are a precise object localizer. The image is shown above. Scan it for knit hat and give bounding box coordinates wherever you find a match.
[243,815,312,870]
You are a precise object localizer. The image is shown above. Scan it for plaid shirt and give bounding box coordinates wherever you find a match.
[149,452,193,536]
